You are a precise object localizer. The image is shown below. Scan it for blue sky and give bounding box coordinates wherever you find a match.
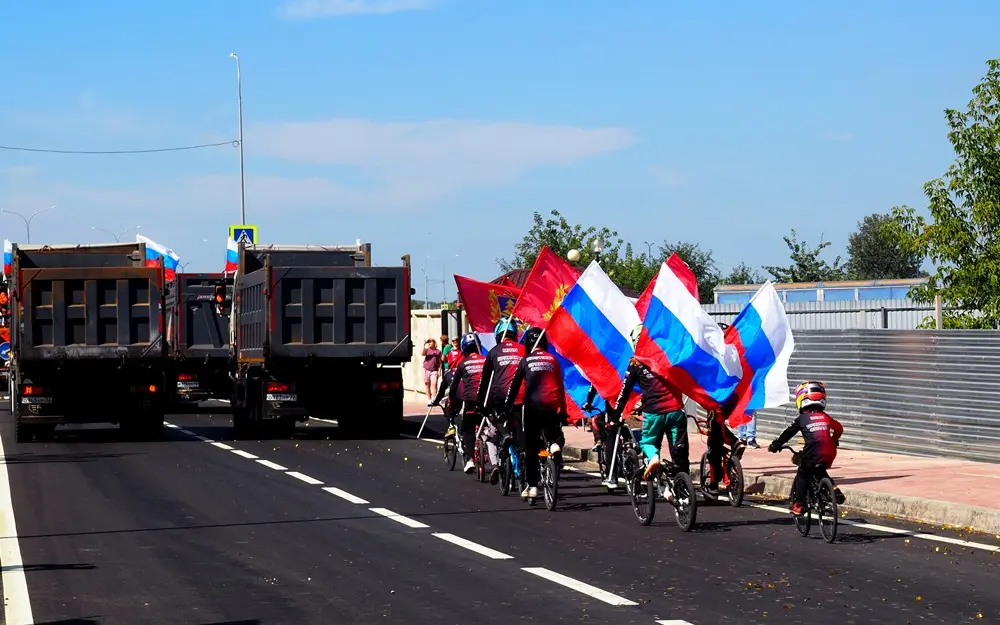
[1,1,998,302]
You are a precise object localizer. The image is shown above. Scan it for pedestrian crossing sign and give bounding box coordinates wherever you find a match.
[229,224,258,246]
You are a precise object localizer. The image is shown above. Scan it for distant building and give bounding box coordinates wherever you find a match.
[713,277,930,306]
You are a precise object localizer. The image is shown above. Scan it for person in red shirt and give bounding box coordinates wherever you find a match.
[768,380,846,514]
[448,333,486,473]
[430,338,467,409]
[476,316,525,484]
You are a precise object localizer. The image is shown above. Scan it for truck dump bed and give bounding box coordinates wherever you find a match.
[12,243,166,361]
[167,273,231,360]
[235,244,412,363]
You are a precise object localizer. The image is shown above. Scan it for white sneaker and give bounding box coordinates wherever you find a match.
[427,400,434,406]
[463,460,475,473]
[527,486,538,499]
[549,443,561,454]
[521,485,531,499]
[601,479,617,490]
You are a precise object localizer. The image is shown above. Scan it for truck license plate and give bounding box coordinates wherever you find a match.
[177,381,199,389]
[266,393,297,402]
[21,397,53,404]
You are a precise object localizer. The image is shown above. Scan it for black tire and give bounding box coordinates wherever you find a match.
[672,472,697,532]
[543,455,559,511]
[476,438,487,483]
[727,455,745,508]
[818,478,839,544]
[13,397,31,443]
[699,451,718,503]
[630,461,655,526]
[794,500,812,537]
[623,447,638,497]
[499,451,513,495]
[445,437,458,471]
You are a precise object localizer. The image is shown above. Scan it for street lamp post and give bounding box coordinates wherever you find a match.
[229,52,247,225]
[644,241,654,264]
[591,238,605,263]
[92,224,141,243]
[1,205,56,244]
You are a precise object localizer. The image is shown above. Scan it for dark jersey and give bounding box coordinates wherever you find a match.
[613,359,683,416]
[506,350,567,414]
[772,409,844,466]
[449,352,485,408]
[476,339,526,411]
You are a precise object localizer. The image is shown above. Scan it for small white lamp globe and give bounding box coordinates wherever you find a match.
[567,249,581,263]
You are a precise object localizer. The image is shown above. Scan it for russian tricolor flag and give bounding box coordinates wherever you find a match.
[634,259,742,409]
[547,261,641,406]
[3,240,11,276]
[225,237,238,274]
[724,282,795,415]
[137,234,181,281]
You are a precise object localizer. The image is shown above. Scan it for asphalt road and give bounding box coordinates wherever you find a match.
[1,405,998,625]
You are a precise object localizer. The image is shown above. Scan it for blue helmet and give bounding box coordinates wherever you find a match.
[459,332,480,355]
[494,316,520,341]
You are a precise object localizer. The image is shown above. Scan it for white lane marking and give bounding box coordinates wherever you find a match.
[231,449,259,459]
[522,567,638,606]
[211,442,234,450]
[256,459,288,471]
[369,507,430,529]
[0,424,34,624]
[323,487,370,505]
[432,533,514,560]
[746,502,1000,552]
[194,435,212,442]
[401,432,445,444]
[310,417,338,425]
[656,620,696,625]
[287,471,323,485]
[165,423,180,429]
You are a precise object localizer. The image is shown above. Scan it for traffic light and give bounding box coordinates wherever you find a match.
[214,281,230,317]
[0,283,9,327]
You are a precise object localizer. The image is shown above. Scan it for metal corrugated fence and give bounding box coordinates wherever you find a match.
[703,299,936,330]
[742,330,1000,463]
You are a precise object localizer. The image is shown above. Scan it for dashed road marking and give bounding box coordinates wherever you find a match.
[287,471,323,485]
[656,620,696,625]
[369,507,430,529]
[432,532,514,560]
[256,459,288,471]
[211,441,234,450]
[165,423,180,429]
[231,449,258,459]
[322,487,369,505]
[522,567,638,606]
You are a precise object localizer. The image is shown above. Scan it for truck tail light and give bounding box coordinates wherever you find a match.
[21,385,43,396]
[374,381,402,392]
[177,373,195,381]
[266,382,289,393]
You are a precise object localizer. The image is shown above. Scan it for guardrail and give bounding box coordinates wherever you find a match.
[743,330,1000,464]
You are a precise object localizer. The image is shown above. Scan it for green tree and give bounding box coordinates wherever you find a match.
[846,212,926,280]
[498,209,623,275]
[720,262,765,286]
[894,58,1000,328]
[657,240,719,304]
[764,229,846,283]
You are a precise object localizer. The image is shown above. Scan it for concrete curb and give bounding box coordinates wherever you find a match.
[562,445,1000,535]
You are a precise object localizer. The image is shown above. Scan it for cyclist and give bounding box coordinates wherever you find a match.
[505,327,566,500]
[704,405,744,497]
[430,339,466,409]
[612,324,689,488]
[583,384,622,490]
[447,333,486,474]
[767,380,847,514]
[476,316,526,484]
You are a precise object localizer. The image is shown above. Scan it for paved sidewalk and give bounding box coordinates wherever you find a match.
[404,401,1000,534]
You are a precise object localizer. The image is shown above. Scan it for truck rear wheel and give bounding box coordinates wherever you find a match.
[13,398,32,443]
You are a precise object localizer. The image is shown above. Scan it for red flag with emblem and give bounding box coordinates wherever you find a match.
[511,246,582,329]
[454,275,521,332]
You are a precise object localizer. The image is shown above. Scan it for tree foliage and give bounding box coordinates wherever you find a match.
[720,262,765,286]
[894,58,1000,328]
[658,240,719,303]
[763,230,846,283]
[845,213,926,280]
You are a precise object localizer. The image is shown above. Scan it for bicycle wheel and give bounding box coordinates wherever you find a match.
[794,495,812,537]
[629,451,655,526]
[499,450,514,496]
[543,455,559,511]
[445,437,458,471]
[727,455,745,508]
[672,472,697,532]
[475,438,487,483]
[621,444,636,496]
[698,451,718,503]
[817,478,839,544]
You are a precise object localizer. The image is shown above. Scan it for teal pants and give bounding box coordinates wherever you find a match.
[640,410,689,474]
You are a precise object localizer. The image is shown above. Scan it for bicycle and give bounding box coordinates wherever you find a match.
[473,414,499,484]
[691,412,746,508]
[538,428,562,511]
[779,445,838,544]
[498,430,523,497]
[629,451,697,531]
[588,407,642,495]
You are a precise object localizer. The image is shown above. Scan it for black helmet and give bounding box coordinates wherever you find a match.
[523,327,547,351]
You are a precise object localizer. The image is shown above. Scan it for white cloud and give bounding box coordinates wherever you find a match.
[280,0,436,19]
[648,165,685,187]
[4,165,38,178]
[247,118,633,203]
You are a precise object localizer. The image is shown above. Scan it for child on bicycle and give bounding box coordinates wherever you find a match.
[504,326,566,501]
[704,404,744,497]
[767,380,846,515]
[612,325,689,488]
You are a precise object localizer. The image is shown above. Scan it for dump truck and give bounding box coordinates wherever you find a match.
[229,243,413,439]
[6,242,169,442]
[165,273,233,407]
